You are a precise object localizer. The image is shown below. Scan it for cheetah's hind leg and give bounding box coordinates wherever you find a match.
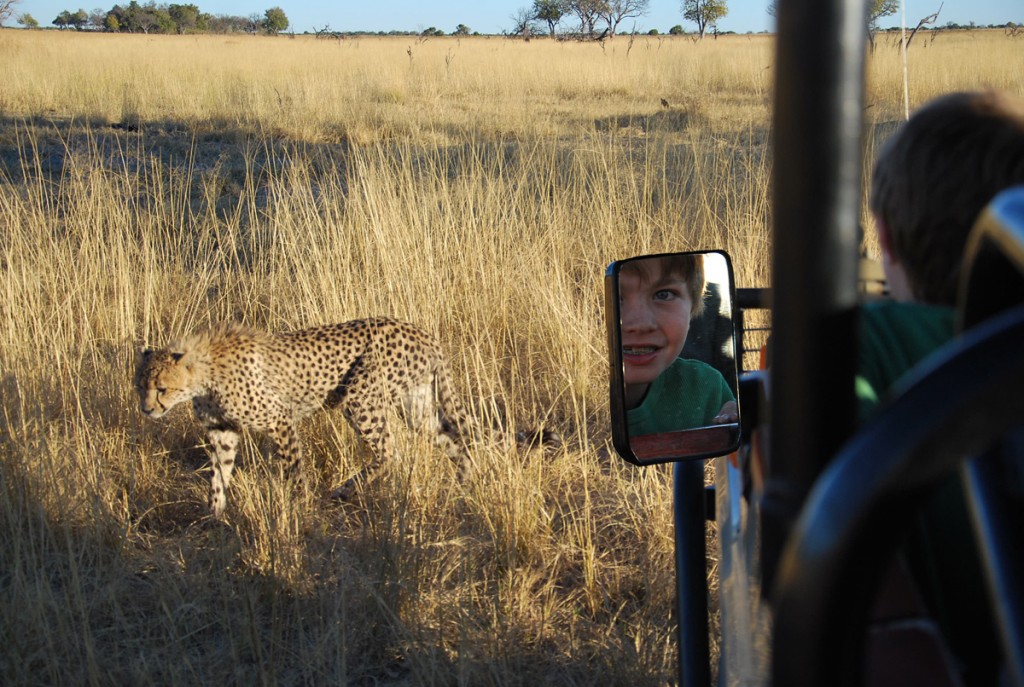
[329,385,397,502]
[402,382,474,476]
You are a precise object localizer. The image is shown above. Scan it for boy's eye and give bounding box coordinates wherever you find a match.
[653,289,678,301]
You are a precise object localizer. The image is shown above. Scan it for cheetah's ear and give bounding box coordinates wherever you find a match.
[139,347,154,359]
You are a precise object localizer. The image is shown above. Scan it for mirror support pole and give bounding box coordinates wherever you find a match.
[674,459,711,687]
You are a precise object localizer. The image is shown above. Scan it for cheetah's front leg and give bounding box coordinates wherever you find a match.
[193,400,243,517]
[206,427,240,517]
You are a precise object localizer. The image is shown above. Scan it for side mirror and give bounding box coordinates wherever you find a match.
[606,251,741,465]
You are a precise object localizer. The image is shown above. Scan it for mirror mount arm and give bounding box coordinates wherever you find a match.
[738,371,767,445]
[674,459,712,687]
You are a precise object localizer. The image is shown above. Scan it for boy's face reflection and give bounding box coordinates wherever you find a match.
[620,259,693,395]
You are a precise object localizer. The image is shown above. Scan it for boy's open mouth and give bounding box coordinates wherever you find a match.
[623,345,659,356]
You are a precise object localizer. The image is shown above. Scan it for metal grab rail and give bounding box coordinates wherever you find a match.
[957,186,1024,686]
[736,288,771,375]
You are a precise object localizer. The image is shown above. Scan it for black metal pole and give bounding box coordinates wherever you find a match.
[674,459,710,686]
[762,0,867,594]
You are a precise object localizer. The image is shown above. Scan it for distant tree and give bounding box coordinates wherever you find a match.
[866,0,899,27]
[262,6,288,34]
[453,23,470,35]
[681,0,727,39]
[17,12,38,28]
[207,13,249,33]
[104,1,167,33]
[53,9,73,28]
[533,0,568,37]
[128,1,152,32]
[567,0,608,37]
[69,8,89,29]
[866,0,898,48]
[145,4,174,32]
[0,0,20,26]
[508,7,536,38]
[103,3,121,29]
[600,0,650,36]
[646,27,658,34]
[168,3,199,33]
[668,23,684,34]
[88,7,106,29]
[137,12,158,32]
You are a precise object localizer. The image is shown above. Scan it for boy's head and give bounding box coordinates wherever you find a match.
[869,90,1024,305]
[619,254,706,402]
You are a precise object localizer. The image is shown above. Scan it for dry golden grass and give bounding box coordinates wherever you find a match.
[0,28,1021,685]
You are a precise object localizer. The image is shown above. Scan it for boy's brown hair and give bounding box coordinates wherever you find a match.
[621,253,706,318]
[869,90,1024,305]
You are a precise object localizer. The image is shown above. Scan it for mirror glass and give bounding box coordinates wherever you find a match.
[605,251,740,465]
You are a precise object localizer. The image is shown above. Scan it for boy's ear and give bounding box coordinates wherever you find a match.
[874,212,894,259]
[874,212,917,301]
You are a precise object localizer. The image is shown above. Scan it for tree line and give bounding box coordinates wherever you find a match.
[4,0,1016,38]
[510,0,1009,42]
[510,1,728,39]
[14,1,288,34]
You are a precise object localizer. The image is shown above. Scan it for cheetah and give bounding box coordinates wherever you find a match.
[134,318,554,516]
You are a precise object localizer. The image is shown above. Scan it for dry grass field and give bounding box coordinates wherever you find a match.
[0,27,1021,686]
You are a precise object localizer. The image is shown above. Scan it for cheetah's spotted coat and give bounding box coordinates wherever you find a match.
[134,318,515,516]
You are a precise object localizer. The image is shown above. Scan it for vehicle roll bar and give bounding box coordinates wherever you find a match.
[763,0,869,591]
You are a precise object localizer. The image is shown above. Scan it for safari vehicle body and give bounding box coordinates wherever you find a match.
[605,1,1024,685]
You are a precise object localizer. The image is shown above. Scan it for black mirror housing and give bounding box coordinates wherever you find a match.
[606,250,741,465]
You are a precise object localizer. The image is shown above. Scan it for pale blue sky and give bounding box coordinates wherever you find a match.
[10,0,1022,35]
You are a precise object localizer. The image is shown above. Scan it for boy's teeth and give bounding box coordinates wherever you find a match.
[625,346,655,354]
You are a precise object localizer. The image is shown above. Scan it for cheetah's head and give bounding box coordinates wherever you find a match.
[134,348,198,419]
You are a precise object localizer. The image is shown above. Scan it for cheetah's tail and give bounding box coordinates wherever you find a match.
[515,428,564,454]
[434,360,562,453]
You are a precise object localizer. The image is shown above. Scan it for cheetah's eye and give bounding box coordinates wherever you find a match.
[156,387,167,394]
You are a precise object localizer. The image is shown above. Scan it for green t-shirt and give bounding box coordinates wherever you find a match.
[856,301,955,422]
[856,300,997,683]
[628,357,735,436]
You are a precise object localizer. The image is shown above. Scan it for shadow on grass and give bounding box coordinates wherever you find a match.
[0,442,669,685]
